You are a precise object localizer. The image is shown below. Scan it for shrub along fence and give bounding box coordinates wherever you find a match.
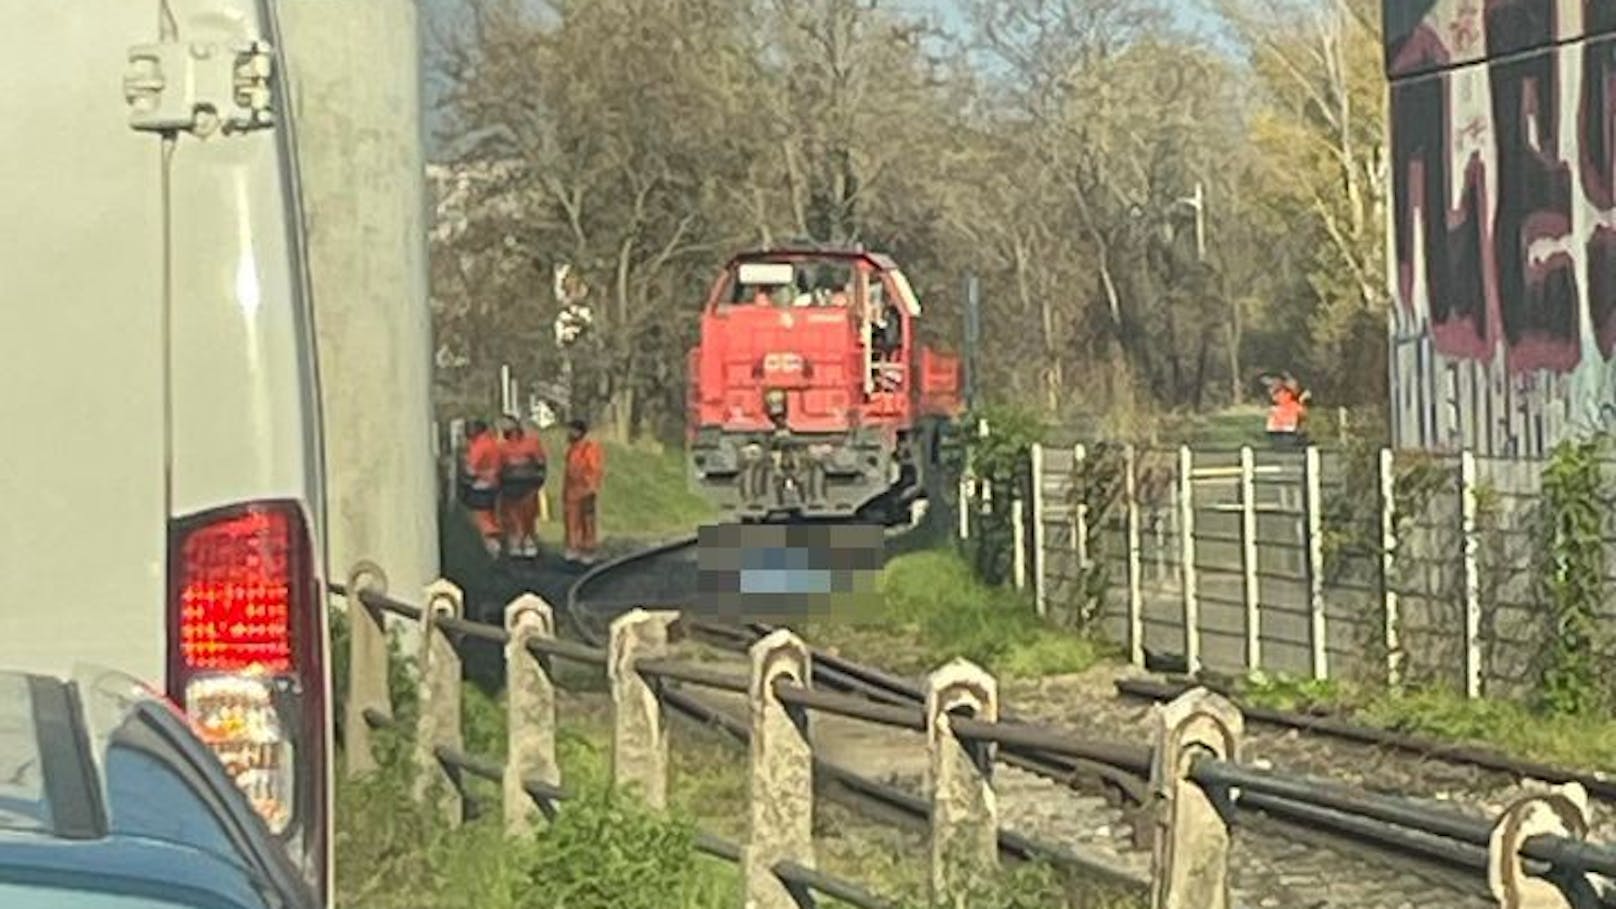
[960,429,1616,708]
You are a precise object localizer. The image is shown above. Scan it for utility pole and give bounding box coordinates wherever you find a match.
[963,272,981,413]
[1175,181,1207,262]
[279,0,439,609]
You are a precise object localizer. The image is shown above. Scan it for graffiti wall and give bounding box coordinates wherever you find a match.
[1385,0,1616,454]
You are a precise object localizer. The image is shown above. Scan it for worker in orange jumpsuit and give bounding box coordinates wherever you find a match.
[497,415,547,558]
[462,419,504,556]
[562,418,605,564]
[1264,373,1310,449]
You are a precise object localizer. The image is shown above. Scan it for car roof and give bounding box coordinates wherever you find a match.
[0,668,312,908]
[0,833,271,909]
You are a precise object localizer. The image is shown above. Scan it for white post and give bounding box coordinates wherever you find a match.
[1379,448,1402,688]
[1239,446,1261,671]
[1304,446,1328,680]
[1178,446,1200,675]
[1460,450,1481,699]
[500,363,513,415]
[1030,443,1047,615]
[1012,496,1027,592]
[1073,444,1090,570]
[1125,444,1144,667]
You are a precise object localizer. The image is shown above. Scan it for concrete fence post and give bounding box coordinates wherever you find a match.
[503,594,559,836]
[746,629,815,909]
[1238,448,1261,672]
[608,608,677,810]
[1460,450,1482,699]
[1379,448,1403,688]
[1303,446,1328,680]
[413,579,465,826]
[1149,688,1242,909]
[1125,444,1145,667]
[1177,446,1200,675]
[342,561,389,778]
[1011,495,1027,591]
[1487,782,1597,909]
[1073,443,1091,572]
[1030,442,1047,615]
[926,658,999,903]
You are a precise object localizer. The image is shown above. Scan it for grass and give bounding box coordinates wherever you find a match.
[1236,672,1616,773]
[811,549,1115,680]
[533,427,715,542]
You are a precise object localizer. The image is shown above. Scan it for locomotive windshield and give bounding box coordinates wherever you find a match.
[726,256,858,308]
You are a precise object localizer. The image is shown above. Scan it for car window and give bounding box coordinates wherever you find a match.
[0,675,50,833]
[0,882,247,909]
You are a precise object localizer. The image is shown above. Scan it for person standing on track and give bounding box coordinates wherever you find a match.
[497,414,546,558]
[562,418,604,564]
[461,418,504,556]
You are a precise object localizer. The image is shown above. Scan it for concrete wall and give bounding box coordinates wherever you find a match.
[1384,0,1616,455]
[278,0,440,602]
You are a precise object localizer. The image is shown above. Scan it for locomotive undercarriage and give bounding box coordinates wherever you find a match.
[690,424,936,524]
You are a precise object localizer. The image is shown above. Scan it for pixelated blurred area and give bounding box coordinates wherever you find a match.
[697,522,884,621]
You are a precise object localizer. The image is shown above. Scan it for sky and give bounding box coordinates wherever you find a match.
[418,0,1231,155]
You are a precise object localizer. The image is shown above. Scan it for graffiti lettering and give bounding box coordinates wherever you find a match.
[1383,0,1616,452]
[1488,2,1580,372]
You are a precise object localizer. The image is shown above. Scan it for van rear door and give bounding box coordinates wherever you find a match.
[0,3,169,680]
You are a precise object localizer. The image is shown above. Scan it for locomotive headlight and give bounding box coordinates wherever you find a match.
[763,388,787,419]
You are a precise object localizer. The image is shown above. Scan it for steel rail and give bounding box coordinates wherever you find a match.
[1119,677,1616,802]
[567,541,1152,894]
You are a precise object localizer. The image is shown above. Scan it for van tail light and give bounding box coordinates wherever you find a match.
[167,500,328,898]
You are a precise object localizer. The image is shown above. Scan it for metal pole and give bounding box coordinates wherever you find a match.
[964,272,980,412]
[1304,446,1328,680]
[1240,446,1261,671]
[1178,446,1200,675]
[1460,450,1481,699]
[1193,181,1206,262]
[1379,448,1402,688]
[1125,444,1144,667]
[1030,444,1046,616]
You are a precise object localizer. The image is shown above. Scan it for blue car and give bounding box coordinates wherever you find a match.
[0,667,320,909]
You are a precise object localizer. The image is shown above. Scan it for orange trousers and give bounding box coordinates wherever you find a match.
[499,489,540,539]
[564,494,598,554]
[470,506,500,539]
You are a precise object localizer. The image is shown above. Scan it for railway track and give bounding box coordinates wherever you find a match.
[564,536,1616,908]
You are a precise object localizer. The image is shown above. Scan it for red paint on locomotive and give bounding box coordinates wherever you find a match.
[686,246,961,522]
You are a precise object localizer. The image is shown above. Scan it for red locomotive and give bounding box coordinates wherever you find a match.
[686,245,963,523]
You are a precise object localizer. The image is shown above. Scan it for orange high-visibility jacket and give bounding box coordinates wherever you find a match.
[500,430,546,468]
[466,434,503,488]
[1266,387,1302,433]
[564,438,604,502]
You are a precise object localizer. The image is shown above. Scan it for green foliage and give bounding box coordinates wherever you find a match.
[962,404,1046,587]
[1533,438,1611,715]
[967,404,1047,482]
[1233,672,1616,772]
[1065,443,1130,631]
[1238,671,1344,713]
[465,788,734,909]
[1355,686,1616,772]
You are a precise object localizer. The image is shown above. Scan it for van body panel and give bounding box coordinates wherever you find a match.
[0,3,169,681]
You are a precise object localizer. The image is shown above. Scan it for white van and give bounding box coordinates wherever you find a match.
[0,1,332,904]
